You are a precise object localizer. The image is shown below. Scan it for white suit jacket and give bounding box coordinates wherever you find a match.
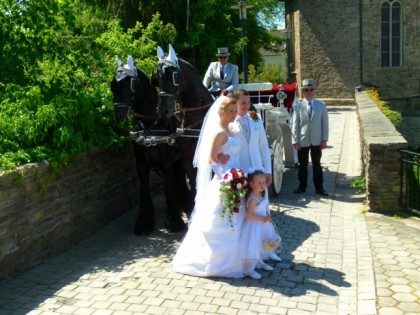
[203,62,239,92]
[229,114,272,174]
[291,98,329,147]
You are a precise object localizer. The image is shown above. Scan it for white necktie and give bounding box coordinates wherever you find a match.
[238,116,250,141]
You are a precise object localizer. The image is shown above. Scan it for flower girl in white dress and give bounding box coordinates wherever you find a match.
[240,169,275,279]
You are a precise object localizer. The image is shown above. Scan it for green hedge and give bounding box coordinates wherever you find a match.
[0,1,175,174]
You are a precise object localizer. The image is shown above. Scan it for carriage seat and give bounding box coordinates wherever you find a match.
[238,82,274,107]
[237,82,290,126]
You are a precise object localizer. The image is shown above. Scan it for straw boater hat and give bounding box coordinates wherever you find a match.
[216,47,231,57]
[301,79,316,90]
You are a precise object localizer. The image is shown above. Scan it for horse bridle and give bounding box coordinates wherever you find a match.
[156,59,183,117]
[157,59,212,124]
[126,60,211,146]
[114,66,159,121]
[114,66,138,115]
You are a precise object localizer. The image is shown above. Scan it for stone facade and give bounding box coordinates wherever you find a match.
[285,0,419,100]
[0,145,140,279]
[355,91,408,211]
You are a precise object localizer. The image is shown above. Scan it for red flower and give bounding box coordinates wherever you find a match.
[219,168,249,227]
[248,111,259,122]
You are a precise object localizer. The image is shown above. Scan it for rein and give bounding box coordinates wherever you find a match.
[175,103,212,114]
[136,58,212,146]
[132,112,159,119]
[130,103,210,146]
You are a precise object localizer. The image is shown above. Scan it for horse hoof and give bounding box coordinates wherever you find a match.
[134,219,155,235]
[166,219,187,233]
[134,226,154,235]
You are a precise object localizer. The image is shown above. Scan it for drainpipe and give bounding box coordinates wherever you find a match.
[359,0,364,86]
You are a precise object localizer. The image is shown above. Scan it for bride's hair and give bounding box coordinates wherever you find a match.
[219,97,236,111]
[192,96,236,214]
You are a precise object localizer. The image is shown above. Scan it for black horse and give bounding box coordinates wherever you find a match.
[153,45,214,198]
[110,56,191,234]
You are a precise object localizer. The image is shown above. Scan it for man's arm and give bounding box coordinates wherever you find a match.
[257,120,272,184]
[291,104,301,145]
[202,63,214,88]
[321,104,329,142]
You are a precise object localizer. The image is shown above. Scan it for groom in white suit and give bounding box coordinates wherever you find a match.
[203,47,239,97]
[223,89,282,262]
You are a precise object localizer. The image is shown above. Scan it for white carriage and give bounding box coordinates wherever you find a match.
[238,82,296,196]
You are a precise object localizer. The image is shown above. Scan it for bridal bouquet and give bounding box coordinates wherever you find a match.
[219,168,249,225]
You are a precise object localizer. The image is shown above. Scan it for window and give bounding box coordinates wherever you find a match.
[381,1,402,67]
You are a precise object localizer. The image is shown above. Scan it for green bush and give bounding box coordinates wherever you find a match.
[246,62,287,84]
[365,88,402,126]
[0,1,174,174]
[350,177,366,194]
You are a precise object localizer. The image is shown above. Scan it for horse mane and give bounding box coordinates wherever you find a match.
[136,68,159,109]
[177,58,214,108]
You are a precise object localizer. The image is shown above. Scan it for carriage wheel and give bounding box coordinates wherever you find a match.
[271,140,284,196]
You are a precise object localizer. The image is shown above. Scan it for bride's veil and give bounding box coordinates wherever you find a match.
[191,96,228,218]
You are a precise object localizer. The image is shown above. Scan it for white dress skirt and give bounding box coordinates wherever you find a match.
[239,197,269,273]
[171,137,246,278]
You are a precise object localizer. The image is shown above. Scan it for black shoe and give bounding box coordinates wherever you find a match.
[315,189,329,196]
[293,187,306,194]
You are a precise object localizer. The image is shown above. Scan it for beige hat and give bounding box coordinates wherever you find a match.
[216,47,231,57]
[301,79,316,89]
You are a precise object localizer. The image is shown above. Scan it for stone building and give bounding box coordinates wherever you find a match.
[283,0,419,102]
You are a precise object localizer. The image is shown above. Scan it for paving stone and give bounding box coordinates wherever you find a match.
[1,107,419,315]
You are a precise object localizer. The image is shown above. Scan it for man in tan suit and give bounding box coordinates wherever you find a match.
[292,79,329,196]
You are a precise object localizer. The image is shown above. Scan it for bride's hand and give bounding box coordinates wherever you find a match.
[211,162,223,179]
[216,152,230,165]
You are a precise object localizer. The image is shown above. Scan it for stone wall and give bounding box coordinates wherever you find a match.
[287,0,360,100]
[355,91,408,211]
[0,145,140,279]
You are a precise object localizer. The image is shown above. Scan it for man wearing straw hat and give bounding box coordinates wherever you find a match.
[203,47,239,98]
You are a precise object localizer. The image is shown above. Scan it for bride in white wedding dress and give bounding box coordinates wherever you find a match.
[171,96,245,278]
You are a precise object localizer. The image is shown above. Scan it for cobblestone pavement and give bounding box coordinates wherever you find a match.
[0,106,419,315]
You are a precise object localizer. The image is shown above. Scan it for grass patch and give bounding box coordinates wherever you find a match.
[350,177,366,194]
[365,88,402,126]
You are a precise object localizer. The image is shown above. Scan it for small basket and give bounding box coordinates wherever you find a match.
[261,220,282,253]
[262,238,281,253]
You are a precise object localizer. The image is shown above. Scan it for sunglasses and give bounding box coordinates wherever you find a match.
[304,89,314,92]
[218,56,228,59]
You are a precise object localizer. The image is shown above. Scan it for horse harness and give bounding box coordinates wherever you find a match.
[115,63,211,147]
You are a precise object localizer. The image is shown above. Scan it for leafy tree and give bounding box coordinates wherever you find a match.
[92,0,285,75]
[247,62,286,84]
[0,0,174,173]
[0,0,285,173]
